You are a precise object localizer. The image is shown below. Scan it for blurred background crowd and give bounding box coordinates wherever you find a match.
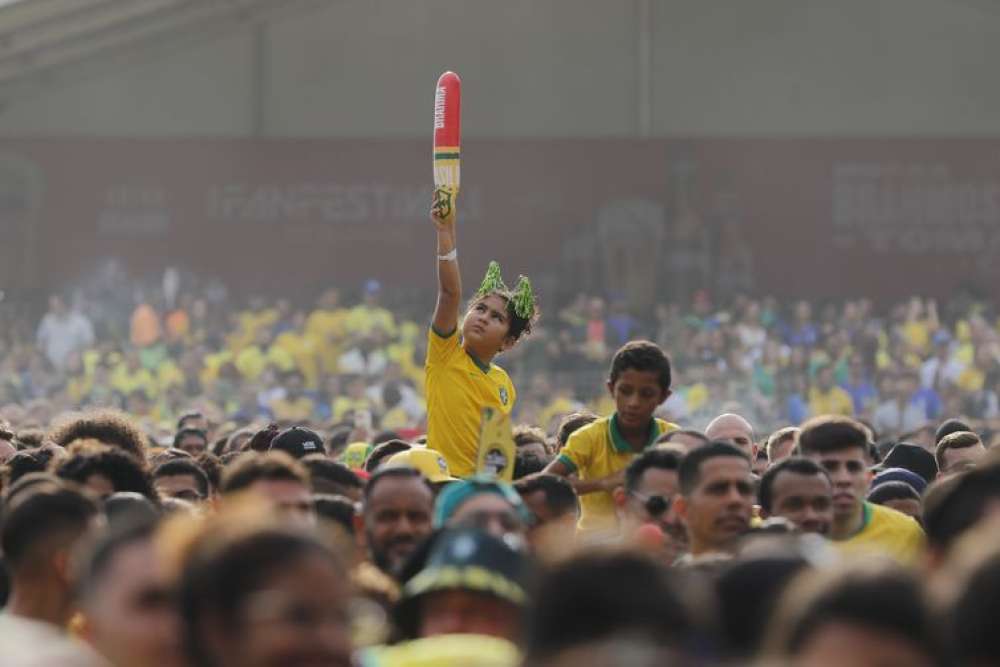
[2,266,999,451]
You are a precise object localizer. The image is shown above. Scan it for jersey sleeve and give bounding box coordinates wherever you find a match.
[426,326,461,370]
[557,429,592,475]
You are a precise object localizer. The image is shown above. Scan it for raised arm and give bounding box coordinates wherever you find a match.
[431,188,461,335]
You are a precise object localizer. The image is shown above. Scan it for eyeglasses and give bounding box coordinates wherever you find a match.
[630,491,670,517]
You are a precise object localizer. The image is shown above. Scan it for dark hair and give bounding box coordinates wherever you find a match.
[658,429,710,447]
[923,462,1000,553]
[300,455,363,495]
[768,563,942,662]
[325,425,354,458]
[1,483,99,571]
[867,480,920,505]
[173,428,209,450]
[219,452,309,495]
[513,450,548,480]
[798,416,869,457]
[513,425,548,449]
[363,466,433,503]
[935,418,972,445]
[934,431,982,472]
[152,459,210,500]
[54,446,156,500]
[717,555,809,659]
[176,411,205,431]
[76,515,159,602]
[758,457,830,514]
[4,448,59,488]
[313,494,356,535]
[179,527,341,667]
[12,429,45,450]
[48,409,148,463]
[608,340,672,391]
[555,412,598,449]
[514,474,578,519]
[625,448,682,494]
[950,548,1000,663]
[765,427,800,460]
[195,453,223,493]
[525,552,695,660]
[468,289,539,344]
[364,439,410,473]
[679,441,750,495]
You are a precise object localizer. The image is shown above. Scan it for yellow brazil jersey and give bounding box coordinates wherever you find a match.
[425,327,515,478]
[556,414,678,536]
[837,501,925,567]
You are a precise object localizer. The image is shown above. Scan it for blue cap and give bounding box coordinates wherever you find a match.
[870,467,927,495]
[433,476,529,528]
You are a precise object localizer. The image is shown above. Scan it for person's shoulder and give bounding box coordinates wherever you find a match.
[869,502,924,535]
[567,416,610,444]
[655,418,680,433]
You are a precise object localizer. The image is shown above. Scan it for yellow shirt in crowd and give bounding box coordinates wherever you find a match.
[836,501,926,566]
[556,414,677,536]
[425,327,516,478]
[808,386,855,416]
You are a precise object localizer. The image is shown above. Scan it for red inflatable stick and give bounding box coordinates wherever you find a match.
[433,71,461,191]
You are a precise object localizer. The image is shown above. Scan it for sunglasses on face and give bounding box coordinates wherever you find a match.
[631,491,670,517]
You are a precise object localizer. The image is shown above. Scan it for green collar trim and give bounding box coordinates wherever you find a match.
[608,413,661,454]
[465,348,491,374]
[849,502,873,539]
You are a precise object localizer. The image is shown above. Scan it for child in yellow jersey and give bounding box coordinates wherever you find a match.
[425,194,538,478]
[545,341,678,537]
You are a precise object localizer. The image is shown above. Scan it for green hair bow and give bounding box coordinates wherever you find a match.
[476,261,536,320]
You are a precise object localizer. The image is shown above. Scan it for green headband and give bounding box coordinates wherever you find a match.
[476,261,536,320]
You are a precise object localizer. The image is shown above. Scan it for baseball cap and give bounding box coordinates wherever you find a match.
[269,426,324,459]
[385,448,456,484]
[433,475,530,528]
[393,528,530,638]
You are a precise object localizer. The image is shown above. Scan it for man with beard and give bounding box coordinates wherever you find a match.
[356,466,434,578]
[758,457,834,535]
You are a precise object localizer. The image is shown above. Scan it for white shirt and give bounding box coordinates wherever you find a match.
[873,399,926,436]
[0,613,106,666]
[36,311,94,369]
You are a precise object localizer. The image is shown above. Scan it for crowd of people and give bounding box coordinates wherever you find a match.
[3,265,1000,449]
[1,202,1000,664]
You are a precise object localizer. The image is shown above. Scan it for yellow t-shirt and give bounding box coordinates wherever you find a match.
[270,396,317,422]
[837,502,925,566]
[556,414,678,535]
[425,327,515,478]
[808,386,855,416]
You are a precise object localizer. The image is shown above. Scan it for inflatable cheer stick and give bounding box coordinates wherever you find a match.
[432,71,461,220]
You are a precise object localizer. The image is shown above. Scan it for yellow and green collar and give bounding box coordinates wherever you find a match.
[609,413,662,454]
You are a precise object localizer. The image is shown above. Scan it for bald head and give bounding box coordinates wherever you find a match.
[705,413,756,456]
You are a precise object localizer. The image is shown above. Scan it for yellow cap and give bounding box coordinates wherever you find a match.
[385,447,456,484]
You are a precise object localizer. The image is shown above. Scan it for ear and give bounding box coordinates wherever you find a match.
[752,443,759,459]
[52,550,72,589]
[606,379,615,397]
[612,486,627,508]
